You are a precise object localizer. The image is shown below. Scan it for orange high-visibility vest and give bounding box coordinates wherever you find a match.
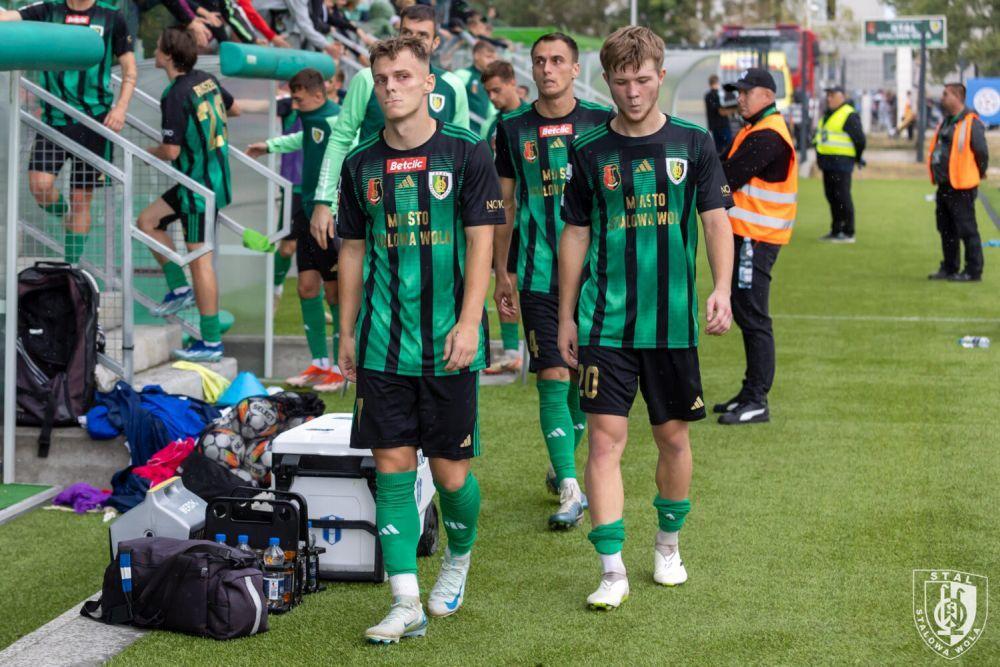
[726,112,798,245]
[928,112,981,190]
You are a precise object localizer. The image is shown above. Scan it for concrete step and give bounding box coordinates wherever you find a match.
[133,356,239,400]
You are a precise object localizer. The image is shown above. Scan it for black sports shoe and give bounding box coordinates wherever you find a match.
[928,270,956,280]
[948,272,982,282]
[718,401,770,425]
[830,233,856,244]
[818,232,838,242]
[712,394,743,414]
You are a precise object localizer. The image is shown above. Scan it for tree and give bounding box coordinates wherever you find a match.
[887,0,1000,78]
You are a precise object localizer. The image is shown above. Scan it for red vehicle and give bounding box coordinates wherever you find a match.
[717,24,819,95]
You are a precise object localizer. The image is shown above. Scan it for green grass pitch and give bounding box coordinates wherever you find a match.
[1,177,997,664]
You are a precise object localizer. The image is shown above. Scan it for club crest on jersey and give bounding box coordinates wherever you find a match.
[523,140,538,162]
[311,127,325,143]
[666,158,688,185]
[366,178,383,205]
[429,93,446,113]
[603,164,621,191]
[429,171,453,200]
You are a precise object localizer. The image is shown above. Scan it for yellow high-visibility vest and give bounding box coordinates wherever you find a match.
[815,104,857,157]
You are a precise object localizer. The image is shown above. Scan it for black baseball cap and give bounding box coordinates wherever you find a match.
[723,67,776,93]
[824,84,845,93]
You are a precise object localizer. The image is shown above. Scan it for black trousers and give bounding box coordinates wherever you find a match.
[731,235,781,404]
[822,169,855,236]
[936,184,983,277]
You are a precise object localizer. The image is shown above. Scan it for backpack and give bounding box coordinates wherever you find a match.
[16,262,102,457]
[81,537,269,640]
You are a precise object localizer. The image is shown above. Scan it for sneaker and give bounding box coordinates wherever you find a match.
[313,369,347,392]
[427,549,471,618]
[364,596,427,644]
[653,545,688,586]
[928,269,956,280]
[484,350,521,375]
[587,574,629,610]
[818,232,838,242]
[717,400,769,425]
[948,272,982,283]
[171,340,223,362]
[548,479,584,530]
[150,288,194,318]
[831,233,856,244]
[285,365,330,387]
[712,393,743,414]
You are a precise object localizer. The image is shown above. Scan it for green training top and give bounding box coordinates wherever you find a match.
[266,99,341,217]
[337,122,504,377]
[561,116,732,349]
[314,66,470,208]
[494,99,614,295]
[18,0,133,126]
[454,65,497,136]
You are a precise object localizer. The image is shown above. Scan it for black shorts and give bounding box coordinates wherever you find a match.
[520,291,568,373]
[351,368,480,460]
[158,185,213,244]
[292,200,339,282]
[577,346,706,425]
[28,115,113,190]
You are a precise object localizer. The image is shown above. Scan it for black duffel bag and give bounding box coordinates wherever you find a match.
[81,537,268,640]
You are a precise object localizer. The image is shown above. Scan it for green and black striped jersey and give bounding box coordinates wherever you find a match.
[18,0,133,126]
[160,70,234,215]
[562,116,732,349]
[266,99,341,217]
[337,122,505,377]
[494,99,614,295]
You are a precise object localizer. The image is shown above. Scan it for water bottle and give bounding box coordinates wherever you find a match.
[262,537,287,611]
[236,534,257,565]
[307,520,318,593]
[984,239,1000,248]
[738,237,753,289]
[958,336,990,349]
[214,533,227,545]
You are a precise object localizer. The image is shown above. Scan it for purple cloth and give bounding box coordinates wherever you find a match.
[53,483,111,514]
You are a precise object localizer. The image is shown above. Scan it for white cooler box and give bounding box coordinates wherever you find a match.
[270,413,439,582]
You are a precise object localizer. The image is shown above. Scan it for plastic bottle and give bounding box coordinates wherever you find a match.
[236,534,257,565]
[958,336,990,349]
[738,237,753,289]
[307,520,318,593]
[262,537,287,611]
[214,533,227,545]
[984,239,1000,248]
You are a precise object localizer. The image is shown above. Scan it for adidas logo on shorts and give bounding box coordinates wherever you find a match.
[690,396,704,410]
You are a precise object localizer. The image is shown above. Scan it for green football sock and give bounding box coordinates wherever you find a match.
[64,231,87,264]
[200,313,222,344]
[435,472,480,556]
[162,261,190,292]
[566,380,587,449]
[653,496,691,533]
[588,519,626,555]
[300,295,327,360]
[44,194,68,217]
[538,379,576,483]
[376,470,420,576]
[500,321,519,352]
[329,302,340,358]
[274,253,292,287]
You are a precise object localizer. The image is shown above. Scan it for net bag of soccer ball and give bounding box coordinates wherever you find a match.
[198,392,325,487]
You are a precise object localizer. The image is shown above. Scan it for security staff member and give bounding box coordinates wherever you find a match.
[927,82,989,282]
[716,68,797,425]
[815,85,865,243]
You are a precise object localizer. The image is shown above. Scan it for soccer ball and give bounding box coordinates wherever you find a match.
[199,427,244,469]
[237,399,279,441]
[242,439,274,485]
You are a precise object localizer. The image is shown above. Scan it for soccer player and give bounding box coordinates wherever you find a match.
[480,59,528,375]
[454,40,498,136]
[137,26,240,362]
[247,69,345,391]
[331,36,502,644]
[493,32,613,529]
[310,3,470,239]
[0,0,137,265]
[558,26,734,609]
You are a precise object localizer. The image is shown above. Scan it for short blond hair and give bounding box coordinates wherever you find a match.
[600,26,665,73]
[369,35,429,69]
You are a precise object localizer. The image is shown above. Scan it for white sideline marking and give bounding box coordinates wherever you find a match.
[774,313,1000,324]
